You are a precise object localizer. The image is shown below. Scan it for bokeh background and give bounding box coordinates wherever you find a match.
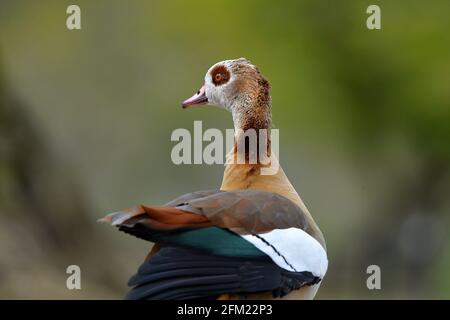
[0,0,449,299]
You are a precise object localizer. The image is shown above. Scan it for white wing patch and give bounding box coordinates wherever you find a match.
[241,228,328,278]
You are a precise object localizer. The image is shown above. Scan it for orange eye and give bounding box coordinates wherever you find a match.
[214,73,222,82]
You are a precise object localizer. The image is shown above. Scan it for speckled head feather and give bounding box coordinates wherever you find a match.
[203,58,272,130]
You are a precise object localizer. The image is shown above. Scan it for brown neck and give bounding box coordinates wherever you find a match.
[231,108,272,165]
[229,77,272,164]
[232,82,272,131]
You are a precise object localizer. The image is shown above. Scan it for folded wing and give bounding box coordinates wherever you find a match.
[101,189,328,299]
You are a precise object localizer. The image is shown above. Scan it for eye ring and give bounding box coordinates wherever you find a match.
[214,73,222,82]
[210,65,230,86]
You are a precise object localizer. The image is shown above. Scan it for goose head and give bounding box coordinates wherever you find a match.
[182,58,272,130]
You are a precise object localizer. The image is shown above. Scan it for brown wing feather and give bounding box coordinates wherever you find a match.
[100,205,212,231]
[100,190,313,241]
[177,190,308,235]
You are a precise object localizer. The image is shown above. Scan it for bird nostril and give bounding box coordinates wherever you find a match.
[197,90,200,95]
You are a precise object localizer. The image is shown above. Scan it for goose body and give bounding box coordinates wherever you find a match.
[101,58,327,299]
[221,150,326,299]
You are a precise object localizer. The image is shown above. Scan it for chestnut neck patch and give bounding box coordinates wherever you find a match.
[210,65,230,86]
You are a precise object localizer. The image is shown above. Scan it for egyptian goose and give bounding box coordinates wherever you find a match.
[101,58,327,300]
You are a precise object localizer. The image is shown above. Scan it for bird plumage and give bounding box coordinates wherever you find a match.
[102,189,326,299]
[101,58,327,299]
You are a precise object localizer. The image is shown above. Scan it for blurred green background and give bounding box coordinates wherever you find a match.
[0,0,449,299]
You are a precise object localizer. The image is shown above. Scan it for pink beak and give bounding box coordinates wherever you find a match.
[182,85,208,108]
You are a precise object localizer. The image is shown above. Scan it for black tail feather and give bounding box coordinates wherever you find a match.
[126,246,320,300]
